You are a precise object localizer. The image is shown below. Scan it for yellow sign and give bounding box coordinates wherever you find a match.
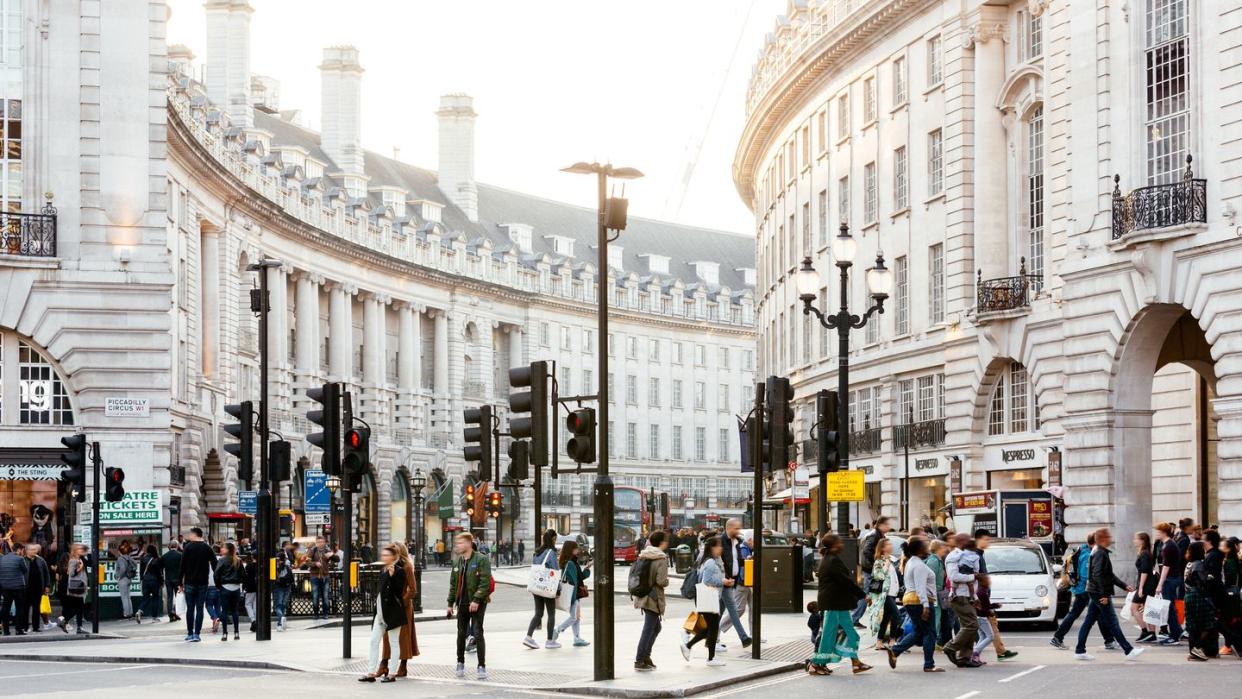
[269,557,277,581]
[350,561,359,589]
[825,470,865,502]
[743,558,753,587]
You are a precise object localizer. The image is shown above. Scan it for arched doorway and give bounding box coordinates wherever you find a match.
[1112,304,1217,538]
[390,470,411,546]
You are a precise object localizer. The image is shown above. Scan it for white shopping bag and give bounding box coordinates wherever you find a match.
[1143,597,1170,627]
[694,584,721,614]
[174,590,187,618]
[1124,590,1136,612]
[527,564,559,599]
[556,582,575,611]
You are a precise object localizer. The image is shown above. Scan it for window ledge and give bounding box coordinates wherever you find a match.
[923,192,946,207]
[890,101,908,115]
[890,206,910,219]
[923,82,943,97]
[836,134,851,147]
[1107,222,1207,251]
[861,220,879,233]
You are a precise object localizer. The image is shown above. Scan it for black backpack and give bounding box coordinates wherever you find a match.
[681,566,699,599]
[628,558,653,598]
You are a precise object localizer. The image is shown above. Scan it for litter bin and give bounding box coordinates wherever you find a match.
[675,545,693,574]
[756,544,803,613]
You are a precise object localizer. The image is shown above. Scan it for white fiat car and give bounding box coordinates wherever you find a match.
[983,538,1058,627]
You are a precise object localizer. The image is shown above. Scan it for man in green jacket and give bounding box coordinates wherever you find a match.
[447,532,492,680]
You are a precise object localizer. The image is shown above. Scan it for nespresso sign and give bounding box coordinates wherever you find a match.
[914,458,939,471]
[1001,448,1036,463]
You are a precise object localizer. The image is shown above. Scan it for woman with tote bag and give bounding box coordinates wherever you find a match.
[552,540,591,647]
[522,530,559,649]
[679,536,726,667]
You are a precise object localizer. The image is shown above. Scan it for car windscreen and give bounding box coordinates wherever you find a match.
[985,546,1047,574]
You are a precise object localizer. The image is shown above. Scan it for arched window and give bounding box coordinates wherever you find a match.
[0,331,75,425]
[1026,105,1044,287]
[988,362,1038,436]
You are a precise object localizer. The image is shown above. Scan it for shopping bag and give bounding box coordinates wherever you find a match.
[39,595,51,616]
[1143,597,1170,627]
[682,612,706,635]
[174,590,187,618]
[694,584,721,614]
[1124,590,1136,613]
[556,582,575,611]
[527,563,559,599]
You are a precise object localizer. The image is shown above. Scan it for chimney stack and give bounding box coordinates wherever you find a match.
[437,94,478,222]
[319,46,365,178]
[203,0,253,127]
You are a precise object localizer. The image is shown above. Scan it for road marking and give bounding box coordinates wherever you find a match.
[998,664,1046,683]
[952,691,982,699]
[0,662,155,680]
[710,672,805,697]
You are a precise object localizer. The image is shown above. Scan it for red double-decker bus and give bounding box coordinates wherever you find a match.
[613,485,647,563]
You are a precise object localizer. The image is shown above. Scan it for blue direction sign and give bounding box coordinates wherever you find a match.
[238,490,258,516]
[304,469,330,514]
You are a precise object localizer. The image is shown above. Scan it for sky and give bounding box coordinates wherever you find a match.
[166,0,786,234]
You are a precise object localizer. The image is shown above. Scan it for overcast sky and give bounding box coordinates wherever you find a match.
[167,0,785,234]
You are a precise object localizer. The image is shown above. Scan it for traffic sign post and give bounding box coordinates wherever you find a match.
[239,491,258,516]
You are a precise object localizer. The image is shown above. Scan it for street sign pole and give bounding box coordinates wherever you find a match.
[90,441,102,635]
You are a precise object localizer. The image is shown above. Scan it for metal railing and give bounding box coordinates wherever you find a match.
[892,418,946,450]
[285,568,382,617]
[0,204,57,258]
[1112,155,1207,239]
[977,258,1042,314]
[849,427,883,455]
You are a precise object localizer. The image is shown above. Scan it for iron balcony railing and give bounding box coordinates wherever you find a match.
[849,427,883,455]
[892,418,946,450]
[0,204,58,258]
[1112,155,1207,240]
[977,257,1042,314]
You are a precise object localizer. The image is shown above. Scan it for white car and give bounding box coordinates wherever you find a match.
[983,538,1058,627]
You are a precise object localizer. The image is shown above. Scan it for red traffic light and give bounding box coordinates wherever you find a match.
[109,469,124,482]
[346,429,363,449]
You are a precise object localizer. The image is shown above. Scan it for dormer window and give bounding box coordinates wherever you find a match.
[641,254,670,275]
[545,235,575,257]
[691,261,720,285]
[738,267,757,286]
[415,200,444,223]
[503,223,533,253]
[378,188,407,218]
[343,175,367,199]
[607,245,624,270]
[304,158,325,180]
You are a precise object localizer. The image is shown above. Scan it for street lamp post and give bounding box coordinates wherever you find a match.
[796,224,893,536]
[247,257,282,642]
[562,161,642,682]
[409,468,427,613]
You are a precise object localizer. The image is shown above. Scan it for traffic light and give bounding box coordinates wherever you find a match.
[741,413,770,472]
[343,425,370,491]
[767,376,795,471]
[488,491,502,518]
[104,467,126,502]
[60,434,88,503]
[565,407,596,464]
[223,401,254,486]
[463,405,494,481]
[465,483,477,516]
[508,360,549,466]
[816,389,840,473]
[270,439,292,483]
[307,383,342,476]
[507,440,529,481]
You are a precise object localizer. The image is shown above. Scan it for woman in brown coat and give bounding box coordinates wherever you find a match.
[379,542,419,678]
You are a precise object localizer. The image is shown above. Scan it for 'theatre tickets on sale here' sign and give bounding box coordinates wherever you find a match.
[78,490,162,527]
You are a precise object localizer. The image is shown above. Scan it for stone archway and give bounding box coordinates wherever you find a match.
[1110,304,1217,539]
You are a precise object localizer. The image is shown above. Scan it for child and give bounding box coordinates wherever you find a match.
[806,600,822,647]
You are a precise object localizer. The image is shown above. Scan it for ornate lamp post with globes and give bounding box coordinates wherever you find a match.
[795,223,893,535]
[409,468,427,612]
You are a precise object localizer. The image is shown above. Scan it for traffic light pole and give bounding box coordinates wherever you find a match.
[749,385,765,661]
[592,168,614,682]
[253,259,278,642]
[90,441,102,635]
[343,486,353,658]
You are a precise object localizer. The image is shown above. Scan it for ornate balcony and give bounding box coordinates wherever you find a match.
[1112,155,1207,240]
[0,204,58,258]
[977,258,1042,314]
[892,418,946,450]
[849,427,883,456]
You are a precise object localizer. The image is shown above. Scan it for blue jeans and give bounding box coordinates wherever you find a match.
[938,604,954,645]
[1076,596,1132,654]
[311,577,329,617]
[635,609,662,662]
[183,584,207,635]
[851,573,871,623]
[205,585,220,622]
[555,597,581,640]
[1054,592,1115,643]
[891,604,938,669]
[273,586,290,624]
[1161,576,1184,639]
[720,586,750,643]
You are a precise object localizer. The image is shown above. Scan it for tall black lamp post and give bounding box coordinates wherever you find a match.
[796,224,892,535]
[409,468,427,612]
[562,160,642,682]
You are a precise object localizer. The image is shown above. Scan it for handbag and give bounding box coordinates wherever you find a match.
[527,551,559,599]
[682,611,706,635]
[1143,596,1171,626]
[578,582,589,599]
[39,594,51,616]
[694,583,721,614]
[556,582,575,611]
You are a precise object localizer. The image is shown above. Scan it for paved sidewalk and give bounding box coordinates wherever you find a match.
[0,571,816,697]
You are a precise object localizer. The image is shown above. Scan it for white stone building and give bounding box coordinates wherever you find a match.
[0,1,756,556]
[736,0,1242,540]
[163,2,757,547]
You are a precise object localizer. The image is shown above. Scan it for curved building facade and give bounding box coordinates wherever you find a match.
[736,0,1242,539]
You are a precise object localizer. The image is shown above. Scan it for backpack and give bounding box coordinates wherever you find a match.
[680,566,699,600]
[628,558,653,598]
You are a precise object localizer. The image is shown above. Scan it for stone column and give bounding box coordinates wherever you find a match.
[433,310,449,397]
[362,293,389,425]
[1212,397,1242,533]
[967,12,1009,281]
[508,326,524,385]
[328,282,354,383]
[200,226,221,380]
[268,264,289,411]
[294,272,321,378]
[482,321,497,398]
[396,302,418,426]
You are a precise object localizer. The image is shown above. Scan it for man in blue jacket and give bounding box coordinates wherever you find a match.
[1049,532,1116,649]
[0,542,30,635]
